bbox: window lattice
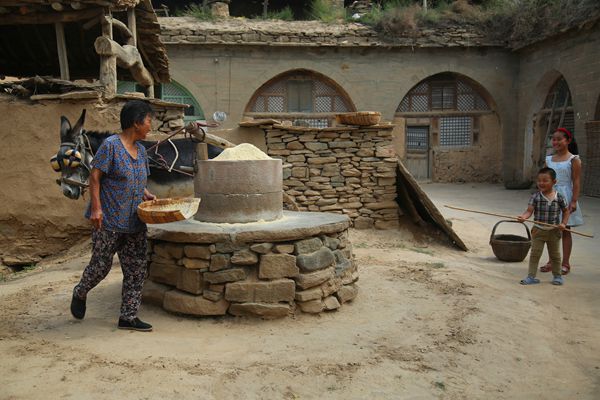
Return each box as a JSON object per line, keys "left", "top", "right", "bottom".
{"left": 397, "top": 77, "right": 490, "bottom": 113}
{"left": 406, "top": 126, "right": 429, "bottom": 151}
{"left": 412, "top": 95, "right": 429, "bottom": 112}
{"left": 440, "top": 116, "right": 472, "bottom": 147}
{"left": 248, "top": 72, "right": 353, "bottom": 126}
{"left": 315, "top": 96, "right": 333, "bottom": 113}
{"left": 267, "top": 97, "right": 285, "bottom": 113}
{"left": 544, "top": 77, "right": 572, "bottom": 108}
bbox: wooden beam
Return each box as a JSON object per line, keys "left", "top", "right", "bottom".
{"left": 94, "top": 36, "right": 154, "bottom": 96}
{"left": 54, "top": 21, "right": 69, "bottom": 80}
{"left": 108, "top": 16, "right": 134, "bottom": 45}
{"left": 99, "top": 14, "right": 116, "bottom": 97}
{"left": 127, "top": 7, "right": 137, "bottom": 47}
{"left": 0, "top": 8, "right": 102, "bottom": 25}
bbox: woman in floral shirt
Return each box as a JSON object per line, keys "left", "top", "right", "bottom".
{"left": 70, "top": 100, "right": 156, "bottom": 332}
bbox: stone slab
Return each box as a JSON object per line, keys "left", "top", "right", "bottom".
{"left": 228, "top": 303, "right": 290, "bottom": 319}
{"left": 148, "top": 212, "right": 350, "bottom": 244}
{"left": 177, "top": 268, "right": 204, "bottom": 295}
{"left": 142, "top": 280, "right": 172, "bottom": 307}
{"left": 336, "top": 284, "right": 359, "bottom": 303}
{"left": 204, "top": 268, "right": 246, "bottom": 283}
{"left": 298, "top": 299, "right": 325, "bottom": 314}
{"left": 163, "top": 290, "right": 229, "bottom": 316}
{"left": 149, "top": 262, "right": 181, "bottom": 286}
{"left": 259, "top": 253, "right": 299, "bottom": 279}
{"left": 294, "top": 267, "right": 335, "bottom": 290}
{"left": 184, "top": 245, "right": 213, "bottom": 260}
{"left": 225, "top": 279, "right": 295, "bottom": 303}
{"left": 296, "top": 247, "right": 336, "bottom": 272}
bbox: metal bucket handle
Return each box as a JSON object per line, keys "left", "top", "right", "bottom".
{"left": 489, "top": 220, "right": 531, "bottom": 244}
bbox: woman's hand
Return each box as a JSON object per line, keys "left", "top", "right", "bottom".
{"left": 90, "top": 207, "right": 103, "bottom": 230}
{"left": 569, "top": 200, "right": 577, "bottom": 212}
{"left": 143, "top": 189, "right": 156, "bottom": 201}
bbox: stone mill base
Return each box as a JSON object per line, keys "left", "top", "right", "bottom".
{"left": 142, "top": 212, "right": 358, "bottom": 318}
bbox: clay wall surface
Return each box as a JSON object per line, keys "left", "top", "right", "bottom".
{"left": 0, "top": 96, "right": 185, "bottom": 263}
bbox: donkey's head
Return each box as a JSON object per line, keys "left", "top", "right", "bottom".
{"left": 51, "top": 109, "right": 93, "bottom": 200}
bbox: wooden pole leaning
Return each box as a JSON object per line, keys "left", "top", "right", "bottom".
{"left": 444, "top": 205, "right": 594, "bottom": 238}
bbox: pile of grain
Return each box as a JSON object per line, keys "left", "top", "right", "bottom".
{"left": 213, "top": 143, "right": 272, "bottom": 161}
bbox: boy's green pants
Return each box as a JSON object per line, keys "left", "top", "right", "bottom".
{"left": 528, "top": 227, "right": 562, "bottom": 277}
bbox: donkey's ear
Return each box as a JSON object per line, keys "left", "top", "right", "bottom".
{"left": 60, "top": 116, "right": 72, "bottom": 143}
{"left": 71, "top": 109, "right": 87, "bottom": 137}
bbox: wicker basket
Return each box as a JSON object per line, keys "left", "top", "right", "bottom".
{"left": 335, "top": 111, "right": 381, "bottom": 126}
{"left": 137, "top": 198, "right": 201, "bottom": 224}
{"left": 489, "top": 220, "right": 531, "bottom": 262}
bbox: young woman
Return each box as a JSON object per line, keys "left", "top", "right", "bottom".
{"left": 541, "top": 127, "right": 583, "bottom": 275}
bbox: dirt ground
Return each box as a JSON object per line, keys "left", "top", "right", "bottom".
{"left": 1, "top": 183, "right": 599, "bottom": 400}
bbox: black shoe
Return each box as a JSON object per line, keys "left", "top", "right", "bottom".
{"left": 117, "top": 317, "right": 153, "bottom": 332}
{"left": 70, "top": 294, "right": 86, "bottom": 320}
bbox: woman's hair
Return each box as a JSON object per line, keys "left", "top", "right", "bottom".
{"left": 555, "top": 127, "right": 579, "bottom": 155}
{"left": 120, "top": 100, "right": 155, "bottom": 131}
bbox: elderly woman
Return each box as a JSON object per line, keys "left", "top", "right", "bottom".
{"left": 70, "top": 100, "right": 156, "bottom": 332}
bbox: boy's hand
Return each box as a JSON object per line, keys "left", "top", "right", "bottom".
{"left": 558, "top": 223, "right": 567, "bottom": 231}
{"left": 517, "top": 215, "right": 526, "bottom": 222}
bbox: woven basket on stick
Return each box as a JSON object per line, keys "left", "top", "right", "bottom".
{"left": 137, "top": 198, "right": 201, "bottom": 224}
{"left": 335, "top": 111, "right": 381, "bottom": 126}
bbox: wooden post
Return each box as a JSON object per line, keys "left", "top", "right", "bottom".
{"left": 54, "top": 22, "right": 70, "bottom": 80}
{"left": 99, "top": 14, "right": 116, "bottom": 97}
{"left": 127, "top": 7, "right": 136, "bottom": 47}
{"left": 263, "top": 0, "right": 268, "bottom": 18}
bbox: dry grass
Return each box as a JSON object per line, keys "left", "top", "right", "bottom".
{"left": 365, "top": 0, "right": 600, "bottom": 45}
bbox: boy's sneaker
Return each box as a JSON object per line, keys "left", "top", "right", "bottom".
{"left": 118, "top": 318, "right": 153, "bottom": 332}
{"left": 552, "top": 275, "right": 564, "bottom": 286}
{"left": 70, "top": 294, "right": 86, "bottom": 320}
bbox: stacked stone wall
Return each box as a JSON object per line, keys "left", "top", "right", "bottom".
{"left": 158, "top": 17, "right": 504, "bottom": 48}
{"left": 263, "top": 124, "right": 401, "bottom": 229}
{"left": 143, "top": 229, "right": 358, "bottom": 318}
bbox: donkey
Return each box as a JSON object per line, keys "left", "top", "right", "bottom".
{"left": 52, "top": 109, "right": 221, "bottom": 200}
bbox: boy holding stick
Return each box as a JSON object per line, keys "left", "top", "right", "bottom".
{"left": 518, "top": 167, "right": 570, "bottom": 286}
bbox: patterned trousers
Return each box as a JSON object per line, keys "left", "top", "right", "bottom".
{"left": 74, "top": 228, "right": 148, "bottom": 321}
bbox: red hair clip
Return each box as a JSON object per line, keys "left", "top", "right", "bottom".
{"left": 557, "top": 127, "right": 572, "bottom": 140}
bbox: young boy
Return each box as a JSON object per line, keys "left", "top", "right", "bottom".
{"left": 518, "top": 167, "right": 570, "bottom": 285}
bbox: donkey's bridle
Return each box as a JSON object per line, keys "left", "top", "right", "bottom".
{"left": 57, "top": 134, "right": 93, "bottom": 190}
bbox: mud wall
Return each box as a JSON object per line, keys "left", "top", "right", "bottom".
{"left": 0, "top": 96, "right": 185, "bottom": 264}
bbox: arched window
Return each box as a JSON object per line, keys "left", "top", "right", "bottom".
{"left": 117, "top": 80, "right": 204, "bottom": 122}
{"left": 397, "top": 75, "right": 490, "bottom": 113}
{"left": 246, "top": 70, "right": 355, "bottom": 128}
{"left": 541, "top": 77, "right": 574, "bottom": 135}
{"left": 396, "top": 73, "right": 492, "bottom": 149}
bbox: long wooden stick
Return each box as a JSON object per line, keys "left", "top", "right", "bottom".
{"left": 444, "top": 205, "right": 594, "bottom": 238}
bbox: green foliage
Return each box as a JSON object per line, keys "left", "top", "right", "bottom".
{"left": 267, "top": 6, "right": 295, "bottom": 21}
{"left": 310, "top": 0, "right": 345, "bottom": 23}
{"left": 183, "top": 3, "right": 214, "bottom": 21}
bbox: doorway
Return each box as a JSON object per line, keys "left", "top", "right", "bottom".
{"left": 405, "top": 125, "right": 430, "bottom": 180}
